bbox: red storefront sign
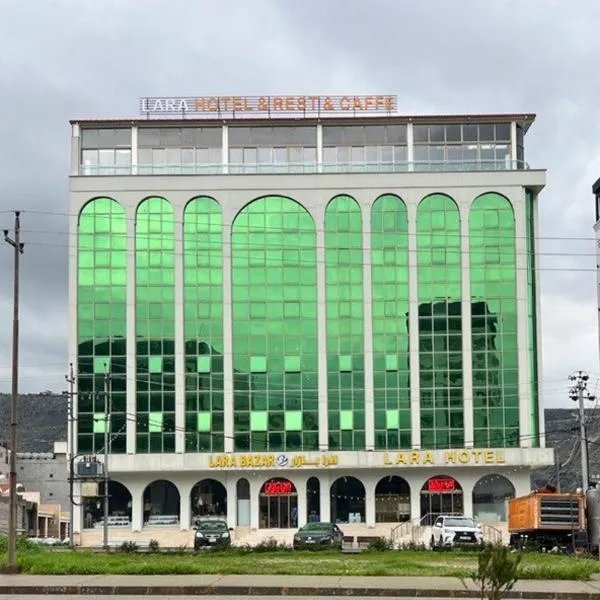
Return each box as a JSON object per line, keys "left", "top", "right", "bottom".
{"left": 427, "top": 478, "right": 456, "bottom": 492}
{"left": 264, "top": 480, "right": 293, "bottom": 495}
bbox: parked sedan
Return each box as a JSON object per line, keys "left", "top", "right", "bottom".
{"left": 293, "top": 522, "right": 344, "bottom": 549}
{"left": 194, "top": 519, "right": 232, "bottom": 550}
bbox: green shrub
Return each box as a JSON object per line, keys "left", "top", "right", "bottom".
{"left": 367, "top": 537, "right": 393, "bottom": 551}
{"left": 148, "top": 539, "right": 159, "bottom": 553}
{"left": 471, "top": 544, "right": 521, "bottom": 600}
{"left": 119, "top": 541, "right": 138, "bottom": 553}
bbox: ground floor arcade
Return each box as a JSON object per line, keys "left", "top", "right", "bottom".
{"left": 74, "top": 465, "right": 533, "bottom": 534}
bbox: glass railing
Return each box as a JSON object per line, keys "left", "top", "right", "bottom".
{"left": 79, "top": 159, "right": 530, "bottom": 176}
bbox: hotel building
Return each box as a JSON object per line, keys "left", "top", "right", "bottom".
{"left": 68, "top": 95, "right": 553, "bottom": 544}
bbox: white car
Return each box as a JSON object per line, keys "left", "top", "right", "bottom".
{"left": 430, "top": 515, "right": 484, "bottom": 549}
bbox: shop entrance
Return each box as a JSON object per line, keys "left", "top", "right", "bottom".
{"left": 259, "top": 478, "right": 297, "bottom": 529}
{"left": 420, "top": 476, "right": 463, "bottom": 524}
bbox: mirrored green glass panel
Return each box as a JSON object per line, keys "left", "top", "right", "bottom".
{"left": 135, "top": 197, "right": 175, "bottom": 453}
{"left": 232, "top": 196, "right": 318, "bottom": 451}
{"left": 470, "top": 193, "right": 519, "bottom": 447}
{"left": 183, "top": 196, "right": 224, "bottom": 452}
{"left": 371, "top": 194, "right": 410, "bottom": 449}
{"left": 470, "top": 193, "right": 519, "bottom": 448}
{"left": 325, "top": 195, "right": 365, "bottom": 450}
{"left": 417, "top": 194, "right": 463, "bottom": 449}
{"left": 525, "top": 189, "right": 539, "bottom": 446}
{"left": 77, "top": 197, "right": 127, "bottom": 454}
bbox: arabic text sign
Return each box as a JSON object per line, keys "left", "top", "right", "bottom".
{"left": 139, "top": 95, "right": 397, "bottom": 117}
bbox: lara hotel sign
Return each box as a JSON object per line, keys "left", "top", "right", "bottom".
{"left": 139, "top": 95, "right": 397, "bottom": 118}
{"left": 208, "top": 449, "right": 508, "bottom": 470}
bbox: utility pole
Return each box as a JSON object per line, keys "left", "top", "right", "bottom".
{"left": 3, "top": 212, "right": 24, "bottom": 572}
{"left": 65, "top": 364, "right": 75, "bottom": 547}
{"left": 103, "top": 369, "right": 110, "bottom": 550}
{"left": 569, "top": 371, "right": 596, "bottom": 491}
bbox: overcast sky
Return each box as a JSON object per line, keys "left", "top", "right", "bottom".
{"left": 0, "top": 0, "right": 598, "bottom": 408}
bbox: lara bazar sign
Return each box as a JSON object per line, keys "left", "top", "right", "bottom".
{"left": 139, "top": 95, "right": 397, "bottom": 117}
{"left": 208, "top": 449, "right": 507, "bottom": 469}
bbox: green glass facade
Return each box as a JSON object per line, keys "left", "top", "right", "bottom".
{"left": 371, "top": 194, "right": 411, "bottom": 449}
{"left": 74, "top": 188, "right": 540, "bottom": 455}
{"left": 231, "top": 196, "right": 319, "bottom": 452}
{"left": 325, "top": 195, "right": 365, "bottom": 450}
{"left": 184, "top": 197, "right": 224, "bottom": 452}
{"left": 135, "top": 197, "right": 176, "bottom": 453}
{"left": 77, "top": 198, "right": 127, "bottom": 454}
{"left": 416, "top": 194, "right": 463, "bottom": 449}
{"left": 525, "top": 189, "right": 540, "bottom": 445}
{"left": 470, "top": 193, "right": 519, "bottom": 447}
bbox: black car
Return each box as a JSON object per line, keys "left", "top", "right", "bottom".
{"left": 194, "top": 519, "right": 232, "bottom": 550}
{"left": 293, "top": 522, "right": 344, "bottom": 549}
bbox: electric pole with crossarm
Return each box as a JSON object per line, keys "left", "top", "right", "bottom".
{"left": 3, "top": 212, "right": 24, "bottom": 572}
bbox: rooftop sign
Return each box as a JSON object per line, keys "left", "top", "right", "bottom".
{"left": 139, "top": 95, "right": 397, "bottom": 118}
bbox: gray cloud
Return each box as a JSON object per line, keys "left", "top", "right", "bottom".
{"left": 0, "top": 0, "right": 597, "bottom": 406}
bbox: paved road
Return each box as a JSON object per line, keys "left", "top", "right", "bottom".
{"left": 0, "top": 597, "right": 463, "bottom": 600}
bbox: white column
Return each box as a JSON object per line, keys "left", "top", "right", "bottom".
{"left": 514, "top": 190, "right": 531, "bottom": 447}
{"left": 223, "top": 219, "right": 234, "bottom": 452}
{"left": 297, "top": 479, "right": 307, "bottom": 528}
{"left": 316, "top": 211, "right": 329, "bottom": 451}
{"left": 71, "top": 123, "right": 80, "bottom": 176}
{"left": 462, "top": 480, "right": 474, "bottom": 518}
{"left": 179, "top": 487, "right": 191, "bottom": 531}
{"left": 510, "top": 121, "right": 517, "bottom": 167}
{"left": 67, "top": 207, "right": 79, "bottom": 458}
{"left": 406, "top": 123, "right": 414, "bottom": 172}
{"left": 226, "top": 477, "right": 237, "bottom": 529}
{"left": 222, "top": 124, "right": 229, "bottom": 174}
{"left": 409, "top": 482, "right": 421, "bottom": 522}
{"left": 250, "top": 478, "right": 261, "bottom": 530}
{"left": 460, "top": 196, "right": 474, "bottom": 448}
{"left": 365, "top": 483, "right": 376, "bottom": 527}
{"left": 132, "top": 488, "right": 143, "bottom": 532}
{"left": 316, "top": 123, "right": 323, "bottom": 173}
{"left": 362, "top": 197, "right": 375, "bottom": 451}
{"left": 533, "top": 192, "right": 544, "bottom": 447}
{"left": 407, "top": 198, "right": 421, "bottom": 449}
{"left": 126, "top": 203, "right": 137, "bottom": 454}
{"left": 131, "top": 126, "right": 138, "bottom": 175}
{"left": 174, "top": 203, "right": 185, "bottom": 454}
{"left": 319, "top": 476, "right": 331, "bottom": 522}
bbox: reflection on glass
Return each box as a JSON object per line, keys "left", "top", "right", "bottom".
{"left": 232, "top": 196, "right": 318, "bottom": 452}
{"left": 371, "top": 195, "right": 410, "bottom": 449}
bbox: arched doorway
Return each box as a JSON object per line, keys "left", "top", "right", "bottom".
{"left": 259, "top": 478, "right": 297, "bottom": 529}
{"left": 142, "top": 480, "right": 180, "bottom": 526}
{"left": 330, "top": 477, "right": 365, "bottom": 524}
{"left": 84, "top": 481, "right": 132, "bottom": 529}
{"left": 191, "top": 479, "right": 227, "bottom": 526}
{"left": 473, "top": 475, "right": 515, "bottom": 522}
{"left": 375, "top": 476, "right": 410, "bottom": 522}
{"left": 307, "top": 477, "right": 320, "bottom": 522}
{"left": 420, "top": 476, "right": 463, "bottom": 524}
{"left": 237, "top": 478, "right": 250, "bottom": 526}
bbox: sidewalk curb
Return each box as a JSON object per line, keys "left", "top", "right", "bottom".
{"left": 0, "top": 585, "right": 600, "bottom": 598}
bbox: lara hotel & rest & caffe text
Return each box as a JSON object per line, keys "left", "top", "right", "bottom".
{"left": 68, "top": 94, "right": 553, "bottom": 544}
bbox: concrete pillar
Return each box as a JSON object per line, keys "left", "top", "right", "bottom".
{"left": 319, "top": 476, "right": 331, "bottom": 522}
{"left": 297, "top": 479, "right": 307, "bottom": 528}
{"left": 250, "top": 478, "right": 261, "bottom": 530}
{"left": 365, "top": 484, "right": 376, "bottom": 527}
{"left": 410, "top": 484, "right": 422, "bottom": 522}
{"left": 226, "top": 477, "right": 237, "bottom": 529}
{"left": 132, "top": 489, "right": 143, "bottom": 532}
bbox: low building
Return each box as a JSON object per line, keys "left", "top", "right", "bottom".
{"left": 17, "top": 441, "right": 69, "bottom": 512}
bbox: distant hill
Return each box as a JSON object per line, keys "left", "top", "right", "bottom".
{"left": 0, "top": 393, "right": 593, "bottom": 492}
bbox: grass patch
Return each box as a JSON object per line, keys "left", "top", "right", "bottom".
{"left": 1, "top": 547, "right": 599, "bottom": 580}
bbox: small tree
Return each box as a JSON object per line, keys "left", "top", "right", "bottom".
{"left": 472, "top": 544, "right": 521, "bottom": 600}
